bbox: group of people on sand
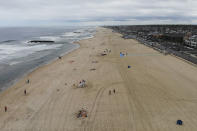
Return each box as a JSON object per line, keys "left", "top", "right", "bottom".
{"left": 120, "top": 52, "right": 128, "bottom": 57}
{"left": 77, "top": 108, "right": 88, "bottom": 118}
{"left": 101, "top": 49, "right": 111, "bottom": 56}
{"left": 104, "top": 49, "right": 111, "bottom": 53}
{"left": 109, "top": 89, "right": 116, "bottom": 95}
{"left": 78, "top": 80, "right": 86, "bottom": 88}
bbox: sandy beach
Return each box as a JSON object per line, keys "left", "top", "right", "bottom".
{"left": 0, "top": 27, "right": 197, "bottom": 131}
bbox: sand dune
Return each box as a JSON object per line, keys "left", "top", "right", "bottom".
{"left": 0, "top": 27, "right": 197, "bottom": 131}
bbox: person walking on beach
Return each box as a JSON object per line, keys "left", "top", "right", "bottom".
{"left": 109, "top": 90, "right": 111, "bottom": 95}
{"left": 24, "top": 89, "right": 27, "bottom": 95}
{"left": 113, "top": 89, "right": 116, "bottom": 94}
{"left": 4, "top": 106, "right": 7, "bottom": 112}
{"left": 27, "top": 79, "right": 30, "bottom": 84}
{"left": 82, "top": 80, "right": 86, "bottom": 87}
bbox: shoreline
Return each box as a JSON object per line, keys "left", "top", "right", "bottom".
{"left": 0, "top": 27, "right": 196, "bottom": 131}
{"left": 0, "top": 32, "right": 96, "bottom": 93}
{"left": 1, "top": 45, "right": 80, "bottom": 92}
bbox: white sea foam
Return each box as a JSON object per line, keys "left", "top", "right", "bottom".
{"left": 9, "top": 61, "right": 21, "bottom": 65}
{"left": 39, "top": 36, "right": 61, "bottom": 41}
{"left": 0, "top": 43, "right": 63, "bottom": 62}
{"left": 62, "top": 32, "right": 80, "bottom": 37}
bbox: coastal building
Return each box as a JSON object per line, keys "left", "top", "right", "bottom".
{"left": 184, "top": 35, "right": 197, "bottom": 48}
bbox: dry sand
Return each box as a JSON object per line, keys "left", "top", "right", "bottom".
{"left": 0, "top": 27, "right": 197, "bottom": 131}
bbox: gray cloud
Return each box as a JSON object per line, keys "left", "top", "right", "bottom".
{"left": 0, "top": 0, "right": 197, "bottom": 26}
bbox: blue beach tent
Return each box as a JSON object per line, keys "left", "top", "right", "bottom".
{"left": 120, "top": 52, "right": 124, "bottom": 58}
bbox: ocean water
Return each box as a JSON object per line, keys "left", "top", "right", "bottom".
{"left": 0, "top": 26, "right": 96, "bottom": 91}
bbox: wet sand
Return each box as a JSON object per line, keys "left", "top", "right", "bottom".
{"left": 0, "top": 27, "right": 197, "bottom": 131}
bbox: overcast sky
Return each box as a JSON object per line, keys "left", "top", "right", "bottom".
{"left": 0, "top": 0, "right": 197, "bottom": 26}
